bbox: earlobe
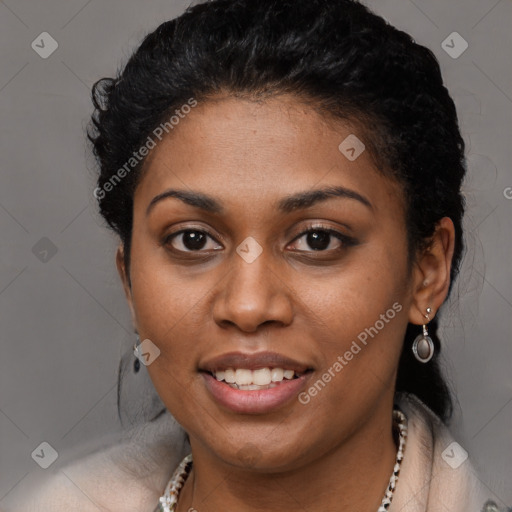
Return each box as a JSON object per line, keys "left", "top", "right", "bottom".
{"left": 408, "top": 217, "right": 456, "bottom": 326}
{"left": 115, "top": 244, "right": 138, "bottom": 332}
{"left": 115, "top": 244, "right": 130, "bottom": 293}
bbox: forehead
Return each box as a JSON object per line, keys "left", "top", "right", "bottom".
{"left": 135, "top": 94, "right": 403, "bottom": 217}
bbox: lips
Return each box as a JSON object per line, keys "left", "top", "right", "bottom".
{"left": 199, "top": 351, "right": 313, "bottom": 414}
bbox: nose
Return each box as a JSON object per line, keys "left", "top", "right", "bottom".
{"left": 212, "top": 249, "right": 294, "bottom": 333}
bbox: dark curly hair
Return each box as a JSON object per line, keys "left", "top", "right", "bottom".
{"left": 89, "top": 0, "right": 466, "bottom": 422}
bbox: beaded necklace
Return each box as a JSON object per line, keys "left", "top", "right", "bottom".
{"left": 156, "top": 409, "right": 407, "bottom": 512}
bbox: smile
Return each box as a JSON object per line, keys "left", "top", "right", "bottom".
{"left": 212, "top": 367, "right": 302, "bottom": 390}
{"left": 199, "top": 351, "right": 313, "bottom": 413}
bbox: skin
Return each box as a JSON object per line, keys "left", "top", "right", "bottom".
{"left": 116, "top": 94, "right": 455, "bottom": 511}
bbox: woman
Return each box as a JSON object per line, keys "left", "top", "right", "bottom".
{"left": 8, "top": 0, "right": 507, "bottom": 511}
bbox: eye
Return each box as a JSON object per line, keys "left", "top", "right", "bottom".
{"left": 163, "top": 229, "right": 223, "bottom": 253}
{"left": 288, "top": 225, "right": 355, "bottom": 252}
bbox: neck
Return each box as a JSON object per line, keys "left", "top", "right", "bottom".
{"left": 176, "top": 402, "right": 397, "bottom": 512}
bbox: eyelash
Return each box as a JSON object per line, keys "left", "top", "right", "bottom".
{"left": 162, "top": 223, "right": 357, "bottom": 256}
{"left": 292, "top": 223, "right": 357, "bottom": 252}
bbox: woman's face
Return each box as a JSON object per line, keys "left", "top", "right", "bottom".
{"left": 121, "top": 94, "right": 420, "bottom": 471}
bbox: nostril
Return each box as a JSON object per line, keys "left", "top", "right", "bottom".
{"left": 133, "top": 357, "right": 141, "bottom": 373}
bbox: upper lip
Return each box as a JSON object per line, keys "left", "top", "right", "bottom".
{"left": 200, "top": 351, "right": 312, "bottom": 373}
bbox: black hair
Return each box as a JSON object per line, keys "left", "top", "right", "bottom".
{"left": 89, "top": 0, "right": 466, "bottom": 422}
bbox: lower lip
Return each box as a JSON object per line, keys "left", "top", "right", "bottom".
{"left": 202, "top": 372, "right": 310, "bottom": 414}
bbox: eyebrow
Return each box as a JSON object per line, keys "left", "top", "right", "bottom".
{"left": 146, "top": 189, "right": 224, "bottom": 216}
{"left": 277, "top": 185, "right": 373, "bottom": 213}
{"left": 146, "top": 185, "right": 372, "bottom": 216}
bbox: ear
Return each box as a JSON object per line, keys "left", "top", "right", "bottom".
{"left": 115, "top": 244, "right": 138, "bottom": 333}
{"left": 408, "top": 217, "right": 456, "bottom": 325}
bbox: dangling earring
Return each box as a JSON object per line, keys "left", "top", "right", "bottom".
{"left": 133, "top": 333, "right": 141, "bottom": 354}
{"left": 412, "top": 307, "right": 434, "bottom": 363}
{"left": 133, "top": 333, "right": 141, "bottom": 373}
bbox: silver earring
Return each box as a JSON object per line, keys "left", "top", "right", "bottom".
{"left": 133, "top": 333, "right": 141, "bottom": 373}
{"left": 412, "top": 307, "right": 434, "bottom": 363}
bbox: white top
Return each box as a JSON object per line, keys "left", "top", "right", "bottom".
{"left": 1, "top": 394, "right": 502, "bottom": 512}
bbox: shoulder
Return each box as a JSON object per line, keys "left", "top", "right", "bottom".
{"left": 2, "top": 412, "right": 189, "bottom": 512}
{"left": 392, "top": 393, "right": 500, "bottom": 512}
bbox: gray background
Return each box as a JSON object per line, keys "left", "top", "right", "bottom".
{"left": 1, "top": 0, "right": 511, "bottom": 507}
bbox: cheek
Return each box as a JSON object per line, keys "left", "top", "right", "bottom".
{"left": 291, "top": 247, "right": 410, "bottom": 392}
{"left": 127, "top": 243, "right": 215, "bottom": 395}
{"left": 129, "top": 240, "right": 215, "bottom": 335}
{"left": 295, "top": 245, "right": 408, "bottom": 334}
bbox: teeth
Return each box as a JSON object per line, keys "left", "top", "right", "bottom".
{"left": 253, "top": 368, "right": 272, "bottom": 386}
{"left": 271, "top": 368, "right": 284, "bottom": 382}
{"left": 238, "top": 384, "right": 278, "bottom": 390}
{"left": 224, "top": 369, "right": 236, "bottom": 383}
{"left": 235, "top": 369, "right": 253, "bottom": 386}
{"left": 283, "top": 370, "right": 295, "bottom": 380}
{"left": 212, "top": 367, "right": 299, "bottom": 386}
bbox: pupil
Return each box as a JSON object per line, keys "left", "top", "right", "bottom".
{"left": 307, "top": 231, "right": 330, "bottom": 250}
{"left": 183, "top": 231, "right": 207, "bottom": 250}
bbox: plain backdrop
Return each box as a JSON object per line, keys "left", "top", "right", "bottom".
{"left": 0, "top": 0, "right": 511, "bottom": 507}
